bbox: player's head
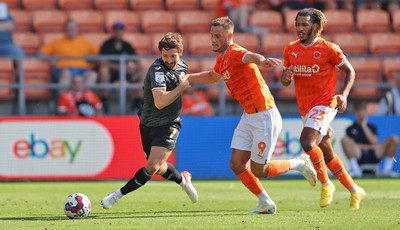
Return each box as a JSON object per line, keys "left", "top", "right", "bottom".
{"left": 353, "top": 101, "right": 368, "bottom": 121}
{"left": 158, "top": 32, "right": 184, "bottom": 70}
{"left": 111, "top": 22, "right": 125, "bottom": 41}
{"left": 295, "top": 8, "right": 327, "bottom": 45}
{"left": 210, "top": 17, "right": 234, "bottom": 53}
{"left": 65, "top": 20, "right": 79, "bottom": 39}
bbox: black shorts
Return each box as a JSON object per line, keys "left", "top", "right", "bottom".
{"left": 139, "top": 121, "right": 181, "bottom": 159}
{"left": 358, "top": 149, "right": 380, "bottom": 164}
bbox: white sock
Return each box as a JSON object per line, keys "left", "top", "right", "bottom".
{"left": 350, "top": 185, "right": 359, "bottom": 193}
{"left": 350, "top": 158, "right": 362, "bottom": 173}
{"left": 289, "top": 157, "right": 303, "bottom": 170}
{"left": 322, "top": 180, "right": 332, "bottom": 187}
{"left": 382, "top": 157, "right": 394, "bottom": 174}
{"left": 114, "top": 189, "right": 123, "bottom": 199}
{"left": 180, "top": 174, "right": 186, "bottom": 186}
{"left": 257, "top": 190, "right": 275, "bottom": 206}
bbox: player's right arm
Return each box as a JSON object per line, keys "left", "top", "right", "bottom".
{"left": 187, "top": 70, "right": 221, "bottom": 84}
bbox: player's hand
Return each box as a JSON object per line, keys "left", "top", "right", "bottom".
{"left": 260, "top": 58, "right": 281, "bottom": 68}
{"left": 178, "top": 72, "right": 191, "bottom": 89}
{"left": 333, "top": 94, "right": 347, "bottom": 113}
{"left": 281, "top": 67, "right": 294, "bottom": 86}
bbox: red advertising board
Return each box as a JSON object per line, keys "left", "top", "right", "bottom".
{"left": 0, "top": 116, "right": 174, "bottom": 181}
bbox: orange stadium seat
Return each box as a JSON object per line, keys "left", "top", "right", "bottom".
{"left": 382, "top": 58, "right": 400, "bottom": 83}
{"left": 249, "top": 10, "right": 283, "bottom": 32}
{"left": 23, "top": 60, "right": 52, "bottom": 101}
{"left": 177, "top": 11, "right": 211, "bottom": 33}
{"left": 94, "top": 0, "right": 128, "bottom": 10}
{"left": 331, "top": 33, "right": 368, "bottom": 55}
{"left": 261, "top": 33, "right": 296, "bottom": 55}
{"left": 392, "top": 10, "right": 400, "bottom": 32}
{"left": 323, "top": 9, "right": 354, "bottom": 33}
{"left": 58, "top": 0, "right": 93, "bottom": 10}
{"left": 22, "top": 0, "right": 57, "bottom": 9}
{"left": 184, "top": 58, "right": 201, "bottom": 74}
{"left": 0, "top": 60, "right": 15, "bottom": 100}
{"left": 165, "top": 0, "right": 199, "bottom": 10}
{"left": 140, "top": 58, "right": 156, "bottom": 71}
{"left": 1, "top": 0, "right": 20, "bottom": 9}
{"left": 68, "top": 10, "right": 104, "bottom": 32}
{"left": 130, "top": 0, "right": 164, "bottom": 10}
{"left": 32, "top": 10, "right": 67, "bottom": 33}
{"left": 368, "top": 32, "right": 400, "bottom": 54}
{"left": 283, "top": 10, "right": 298, "bottom": 33}
{"left": 234, "top": 33, "right": 260, "bottom": 53}
{"left": 9, "top": 10, "right": 31, "bottom": 32}
{"left": 104, "top": 11, "right": 140, "bottom": 32}
{"left": 40, "top": 32, "right": 64, "bottom": 45}
{"left": 187, "top": 32, "right": 214, "bottom": 55}
{"left": 201, "top": 0, "right": 219, "bottom": 11}
{"left": 81, "top": 32, "right": 109, "bottom": 48}
{"left": 356, "top": 9, "right": 390, "bottom": 33}
{"left": 140, "top": 10, "right": 176, "bottom": 33}
{"left": 124, "top": 33, "right": 152, "bottom": 55}
{"left": 348, "top": 58, "right": 382, "bottom": 100}
{"left": 13, "top": 32, "right": 41, "bottom": 55}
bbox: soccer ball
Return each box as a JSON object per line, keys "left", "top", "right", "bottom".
{"left": 64, "top": 193, "right": 92, "bottom": 219}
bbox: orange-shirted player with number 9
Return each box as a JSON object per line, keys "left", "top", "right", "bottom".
{"left": 187, "top": 17, "right": 318, "bottom": 214}
{"left": 281, "top": 8, "right": 366, "bottom": 210}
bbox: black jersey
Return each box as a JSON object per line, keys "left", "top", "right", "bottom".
{"left": 139, "top": 58, "right": 188, "bottom": 127}
{"left": 345, "top": 122, "right": 378, "bottom": 144}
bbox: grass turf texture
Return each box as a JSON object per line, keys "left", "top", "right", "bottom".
{"left": 1, "top": 179, "right": 399, "bottom": 229}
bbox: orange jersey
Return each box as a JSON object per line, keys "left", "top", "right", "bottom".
{"left": 214, "top": 43, "right": 275, "bottom": 114}
{"left": 283, "top": 37, "right": 345, "bottom": 116}
{"left": 58, "top": 90, "right": 102, "bottom": 116}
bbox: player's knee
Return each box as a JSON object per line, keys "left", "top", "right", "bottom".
{"left": 300, "top": 136, "right": 314, "bottom": 152}
{"left": 229, "top": 160, "right": 244, "bottom": 174}
{"left": 390, "top": 135, "right": 399, "bottom": 146}
{"left": 250, "top": 168, "right": 265, "bottom": 178}
{"left": 145, "top": 162, "right": 161, "bottom": 175}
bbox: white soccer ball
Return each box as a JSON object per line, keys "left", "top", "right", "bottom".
{"left": 64, "top": 193, "right": 92, "bottom": 219}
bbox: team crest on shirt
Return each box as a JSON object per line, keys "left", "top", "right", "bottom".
{"left": 155, "top": 72, "right": 165, "bottom": 83}
{"left": 313, "top": 51, "right": 321, "bottom": 59}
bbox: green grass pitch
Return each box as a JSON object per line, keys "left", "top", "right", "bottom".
{"left": 1, "top": 178, "right": 399, "bottom": 229}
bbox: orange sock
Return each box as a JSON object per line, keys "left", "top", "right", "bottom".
{"left": 326, "top": 154, "right": 356, "bottom": 191}
{"left": 266, "top": 160, "right": 290, "bottom": 178}
{"left": 237, "top": 168, "right": 264, "bottom": 196}
{"left": 307, "top": 146, "right": 329, "bottom": 184}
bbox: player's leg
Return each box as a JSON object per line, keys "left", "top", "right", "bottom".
{"left": 376, "top": 135, "right": 399, "bottom": 176}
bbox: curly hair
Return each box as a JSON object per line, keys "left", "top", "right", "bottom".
{"left": 295, "top": 8, "right": 327, "bottom": 36}
{"left": 158, "top": 32, "right": 184, "bottom": 53}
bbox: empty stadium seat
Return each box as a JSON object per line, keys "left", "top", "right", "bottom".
{"left": 392, "top": 10, "right": 400, "bottom": 32}
{"left": 187, "top": 33, "right": 214, "bottom": 55}
{"left": 382, "top": 58, "right": 400, "bottom": 83}
{"left": 356, "top": 9, "right": 390, "bottom": 32}
{"left": 130, "top": 0, "right": 164, "bottom": 10}
{"left": 141, "top": 10, "right": 176, "bottom": 33}
{"left": 22, "top": 0, "right": 57, "bottom": 9}
{"left": 234, "top": 33, "right": 260, "bottom": 53}
{"left": 9, "top": 9, "right": 31, "bottom": 32}
{"left": 68, "top": 10, "right": 104, "bottom": 32}
{"left": 323, "top": 9, "right": 354, "bottom": 33}
{"left": 58, "top": 0, "right": 93, "bottom": 10}
{"left": 2, "top": 0, "right": 20, "bottom": 9}
{"left": 23, "top": 60, "right": 52, "bottom": 101}
{"left": 348, "top": 58, "right": 382, "bottom": 100}
{"left": 283, "top": 10, "right": 298, "bottom": 33}
{"left": 184, "top": 58, "right": 201, "bottom": 74}
{"left": 177, "top": 11, "right": 211, "bottom": 33}
{"left": 81, "top": 32, "right": 109, "bottom": 48}
{"left": 368, "top": 32, "right": 400, "bottom": 54}
{"left": 0, "top": 60, "right": 15, "bottom": 100}
{"left": 94, "top": 0, "right": 128, "bottom": 10}
{"left": 261, "top": 33, "right": 296, "bottom": 55}
{"left": 165, "top": 0, "right": 199, "bottom": 10}
{"left": 249, "top": 10, "right": 283, "bottom": 32}
{"left": 124, "top": 33, "right": 152, "bottom": 55}
{"left": 104, "top": 11, "right": 140, "bottom": 32}
{"left": 201, "top": 0, "right": 219, "bottom": 11}
{"left": 331, "top": 33, "right": 368, "bottom": 55}
{"left": 13, "top": 32, "right": 41, "bottom": 55}
{"left": 32, "top": 10, "right": 67, "bottom": 33}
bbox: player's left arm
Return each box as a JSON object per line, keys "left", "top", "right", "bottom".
{"left": 242, "top": 51, "right": 281, "bottom": 68}
{"left": 187, "top": 70, "right": 221, "bottom": 84}
{"left": 335, "top": 59, "right": 355, "bottom": 113}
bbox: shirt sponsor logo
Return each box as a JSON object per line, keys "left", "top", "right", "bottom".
{"left": 292, "top": 64, "right": 320, "bottom": 77}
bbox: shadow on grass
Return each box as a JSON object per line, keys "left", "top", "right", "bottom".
{"left": 0, "top": 210, "right": 246, "bottom": 221}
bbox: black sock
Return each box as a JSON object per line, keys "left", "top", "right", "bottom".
{"left": 162, "top": 163, "right": 183, "bottom": 184}
{"left": 120, "top": 167, "right": 152, "bottom": 195}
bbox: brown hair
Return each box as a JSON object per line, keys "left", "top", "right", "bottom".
{"left": 158, "top": 32, "right": 184, "bottom": 53}
{"left": 353, "top": 101, "right": 368, "bottom": 111}
{"left": 295, "top": 8, "right": 327, "bottom": 36}
{"left": 211, "top": 17, "right": 234, "bottom": 33}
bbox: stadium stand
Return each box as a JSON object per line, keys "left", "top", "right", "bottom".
{"left": 104, "top": 11, "right": 140, "bottom": 32}
{"left": 356, "top": 9, "right": 390, "bottom": 33}
{"left": 323, "top": 9, "right": 354, "bottom": 33}
{"left": 165, "top": 0, "right": 200, "bottom": 11}
{"left": 13, "top": 32, "right": 41, "bottom": 55}
{"left": 186, "top": 32, "right": 214, "bottom": 55}
{"left": 201, "top": 0, "right": 218, "bottom": 11}
{"left": 283, "top": 10, "right": 298, "bottom": 33}
{"left": 331, "top": 33, "right": 368, "bottom": 55}
{"left": 93, "top": 0, "right": 129, "bottom": 10}
{"left": 124, "top": 32, "right": 152, "bottom": 55}
{"left": 22, "top": 0, "right": 57, "bottom": 10}
{"left": 140, "top": 10, "right": 176, "bottom": 33}
{"left": 58, "top": 0, "right": 93, "bottom": 10}
{"left": 176, "top": 11, "right": 211, "bottom": 33}
{"left": 23, "top": 60, "right": 52, "bottom": 101}
{"left": 382, "top": 58, "right": 400, "bottom": 83}
{"left": 0, "top": 60, "right": 15, "bottom": 100}
{"left": 348, "top": 58, "right": 382, "bottom": 100}
{"left": 32, "top": 10, "right": 67, "bottom": 33}
{"left": 2, "top": 0, "right": 20, "bottom": 9}
{"left": 368, "top": 32, "right": 400, "bottom": 54}
{"left": 67, "top": 10, "right": 104, "bottom": 32}
{"left": 9, "top": 9, "right": 31, "bottom": 32}
{"left": 233, "top": 33, "right": 260, "bottom": 53}
{"left": 184, "top": 57, "right": 201, "bottom": 74}
{"left": 129, "top": 0, "right": 164, "bottom": 10}
{"left": 392, "top": 10, "right": 400, "bottom": 32}
{"left": 81, "top": 32, "right": 109, "bottom": 48}
{"left": 261, "top": 33, "right": 296, "bottom": 55}
{"left": 249, "top": 10, "right": 284, "bottom": 32}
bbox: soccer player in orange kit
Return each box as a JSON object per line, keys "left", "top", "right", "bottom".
{"left": 187, "top": 17, "right": 317, "bottom": 214}
{"left": 281, "top": 8, "right": 366, "bottom": 210}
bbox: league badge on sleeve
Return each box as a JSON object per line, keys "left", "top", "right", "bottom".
{"left": 155, "top": 72, "right": 165, "bottom": 83}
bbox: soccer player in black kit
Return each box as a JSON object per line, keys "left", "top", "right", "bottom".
{"left": 101, "top": 33, "right": 198, "bottom": 209}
